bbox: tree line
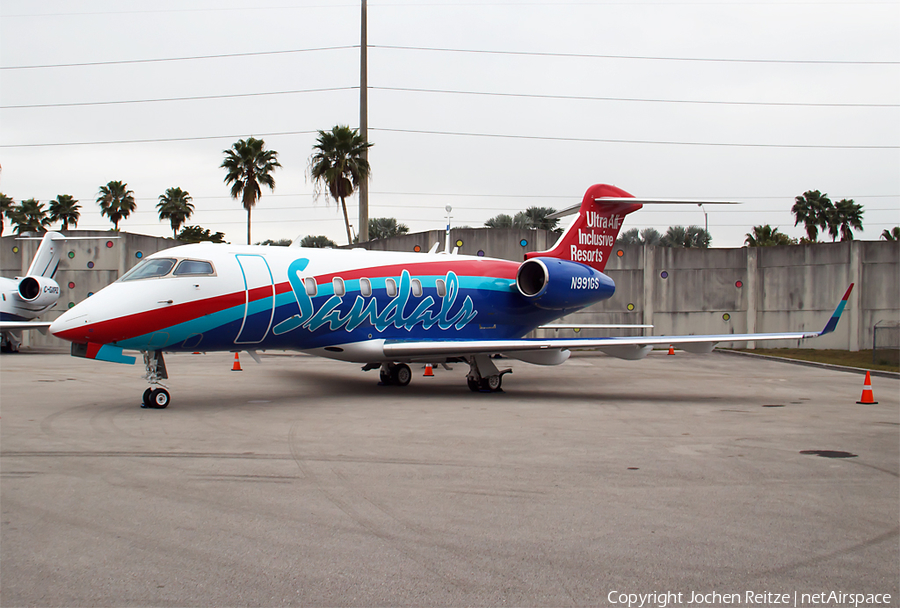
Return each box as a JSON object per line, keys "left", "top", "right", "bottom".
{"left": 2, "top": 133, "right": 896, "bottom": 245}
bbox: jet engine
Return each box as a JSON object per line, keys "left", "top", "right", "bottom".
{"left": 17, "top": 275, "right": 60, "bottom": 308}
{"left": 515, "top": 257, "right": 615, "bottom": 310}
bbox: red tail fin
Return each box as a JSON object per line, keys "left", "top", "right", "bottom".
{"left": 527, "top": 184, "right": 642, "bottom": 272}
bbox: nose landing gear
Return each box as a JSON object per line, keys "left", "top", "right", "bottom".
{"left": 140, "top": 350, "right": 170, "bottom": 408}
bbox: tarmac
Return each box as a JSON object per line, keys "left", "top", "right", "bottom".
{"left": 1, "top": 349, "right": 898, "bottom": 607}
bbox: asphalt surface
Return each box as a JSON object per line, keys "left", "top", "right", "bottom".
{"left": 1, "top": 350, "right": 898, "bottom": 607}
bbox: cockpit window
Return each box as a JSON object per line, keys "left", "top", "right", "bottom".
{"left": 120, "top": 258, "right": 176, "bottom": 281}
{"left": 173, "top": 259, "right": 215, "bottom": 276}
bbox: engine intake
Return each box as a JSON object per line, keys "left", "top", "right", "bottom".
{"left": 516, "top": 257, "right": 615, "bottom": 310}
{"left": 18, "top": 276, "right": 60, "bottom": 308}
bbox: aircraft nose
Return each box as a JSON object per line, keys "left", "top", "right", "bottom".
{"left": 50, "top": 302, "right": 91, "bottom": 342}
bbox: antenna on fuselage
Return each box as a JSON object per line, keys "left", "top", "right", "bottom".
{"left": 444, "top": 205, "right": 453, "bottom": 253}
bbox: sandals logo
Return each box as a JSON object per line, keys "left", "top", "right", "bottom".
{"left": 273, "top": 258, "right": 477, "bottom": 335}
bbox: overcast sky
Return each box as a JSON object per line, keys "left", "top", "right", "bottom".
{"left": 1, "top": 0, "right": 898, "bottom": 248}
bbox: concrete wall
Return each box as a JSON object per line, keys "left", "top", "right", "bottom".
{"left": 1, "top": 231, "right": 182, "bottom": 348}
{"left": 4, "top": 229, "right": 897, "bottom": 351}
{"left": 364, "top": 231, "right": 899, "bottom": 350}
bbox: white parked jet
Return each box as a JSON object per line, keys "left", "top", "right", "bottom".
{"left": 1, "top": 231, "right": 66, "bottom": 352}
{"left": 49, "top": 184, "right": 853, "bottom": 408}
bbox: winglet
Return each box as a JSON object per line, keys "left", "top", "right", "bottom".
{"left": 819, "top": 284, "right": 854, "bottom": 336}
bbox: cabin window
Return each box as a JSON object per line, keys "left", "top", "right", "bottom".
{"left": 411, "top": 279, "right": 422, "bottom": 297}
{"left": 385, "top": 278, "right": 398, "bottom": 297}
{"left": 173, "top": 259, "right": 215, "bottom": 276}
{"left": 121, "top": 258, "right": 176, "bottom": 281}
{"left": 304, "top": 278, "right": 318, "bottom": 296}
{"left": 359, "top": 278, "right": 372, "bottom": 297}
{"left": 332, "top": 277, "right": 345, "bottom": 297}
{"left": 436, "top": 279, "right": 446, "bottom": 298}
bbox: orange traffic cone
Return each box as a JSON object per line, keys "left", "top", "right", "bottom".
{"left": 423, "top": 364, "right": 434, "bottom": 377}
{"left": 232, "top": 352, "right": 243, "bottom": 372}
{"left": 667, "top": 345, "right": 675, "bottom": 356}
{"left": 856, "top": 371, "right": 877, "bottom": 404}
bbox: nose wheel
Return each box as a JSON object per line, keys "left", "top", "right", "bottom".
{"left": 140, "top": 350, "right": 171, "bottom": 409}
{"left": 142, "top": 387, "right": 171, "bottom": 409}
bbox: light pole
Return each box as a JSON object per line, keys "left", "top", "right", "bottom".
{"left": 358, "top": 0, "right": 368, "bottom": 243}
{"left": 444, "top": 205, "right": 453, "bottom": 253}
{"left": 698, "top": 203, "right": 708, "bottom": 233}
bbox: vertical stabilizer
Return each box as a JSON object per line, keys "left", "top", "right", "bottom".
{"left": 26, "top": 232, "right": 66, "bottom": 279}
{"left": 526, "top": 185, "right": 642, "bottom": 273}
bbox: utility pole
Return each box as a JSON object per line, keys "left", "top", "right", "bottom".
{"left": 358, "top": 0, "right": 369, "bottom": 243}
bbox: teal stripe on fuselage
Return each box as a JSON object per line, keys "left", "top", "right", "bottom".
{"left": 115, "top": 274, "right": 516, "bottom": 350}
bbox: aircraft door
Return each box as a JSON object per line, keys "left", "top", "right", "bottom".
{"left": 234, "top": 254, "right": 275, "bottom": 344}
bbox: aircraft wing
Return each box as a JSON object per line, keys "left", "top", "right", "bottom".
{"left": 384, "top": 284, "right": 853, "bottom": 360}
{"left": 0, "top": 321, "right": 53, "bottom": 331}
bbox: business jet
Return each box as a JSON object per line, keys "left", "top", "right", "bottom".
{"left": 49, "top": 184, "right": 852, "bottom": 408}
{"left": 1, "top": 231, "right": 67, "bottom": 352}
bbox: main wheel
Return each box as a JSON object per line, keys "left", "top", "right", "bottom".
{"left": 467, "top": 377, "right": 481, "bottom": 392}
{"left": 482, "top": 375, "right": 502, "bottom": 392}
{"left": 392, "top": 363, "right": 412, "bottom": 387}
{"left": 150, "top": 388, "right": 170, "bottom": 409}
{"left": 142, "top": 387, "right": 153, "bottom": 408}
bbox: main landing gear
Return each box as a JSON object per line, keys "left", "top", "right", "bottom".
{"left": 378, "top": 362, "right": 412, "bottom": 386}
{"left": 366, "top": 355, "right": 510, "bottom": 393}
{"left": 466, "top": 354, "right": 511, "bottom": 393}
{"left": 140, "top": 350, "right": 170, "bottom": 409}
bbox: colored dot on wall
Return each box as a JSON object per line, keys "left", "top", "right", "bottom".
{"left": 520, "top": 239, "right": 528, "bottom": 247}
{"left": 617, "top": 250, "right": 624, "bottom": 257}
{"left": 456, "top": 239, "right": 463, "bottom": 247}
{"left": 106, "top": 241, "right": 114, "bottom": 248}
{"left": 627, "top": 303, "right": 635, "bottom": 311}
{"left": 87, "top": 292, "right": 94, "bottom": 297}
{"left": 68, "top": 282, "right": 76, "bottom": 289}
{"left": 12, "top": 246, "right": 18, "bottom": 254}
{"left": 723, "top": 313, "right": 731, "bottom": 321}
{"left": 573, "top": 328, "right": 581, "bottom": 333}
{"left": 660, "top": 271, "right": 668, "bottom": 279}
{"left": 87, "top": 261, "right": 94, "bottom": 269}
{"left": 735, "top": 280, "right": 743, "bottom": 288}
{"left": 135, "top": 251, "right": 143, "bottom": 259}
{"left": 68, "top": 302, "right": 75, "bottom": 308}
{"left": 68, "top": 251, "right": 75, "bottom": 259}
{"left": 477, "top": 250, "right": 485, "bottom": 257}
{"left": 413, "top": 245, "right": 421, "bottom": 252}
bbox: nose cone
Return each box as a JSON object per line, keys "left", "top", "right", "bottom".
{"left": 50, "top": 302, "right": 91, "bottom": 342}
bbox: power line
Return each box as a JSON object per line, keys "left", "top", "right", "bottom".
{"left": 5, "top": 84, "right": 893, "bottom": 110}
{"left": 0, "top": 87, "right": 358, "bottom": 109}
{"left": 371, "top": 44, "right": 900, "bottom": 65}
{"left": 371, "top": 127, "right": 900, "bottom": 150}
{"left": 0, "top": 46, "right": 359, "bottom": 70}
{"left": 2, "top": 127, "right": 895, "bottom": 150}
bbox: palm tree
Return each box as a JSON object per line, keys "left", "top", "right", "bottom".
{"left": 12, "top": 199, "right": 51, "bottom": 233}
{"left": 639, "top": 227, "right": 661, "bottom": 246}
{"left": 308, "top": 126, "right": 373, "bottom": 244}
{"left": 881, "top": 227, "right": 899, "bottom": 241}
{"left": 367, "top": 217, "right": 409, "bottom": 241}
{"left": 221, "top": 137, "right": 281, "bottom": 244}
{"left": 0, "top": 193, "right": 13, "bottom": 236}
{"left": 745, "top": 225, "right": 796, "bottom": 247}
{"left": 792, "top": 190, "right": 833, "bottom": 242}
{"left": 660, "top": 226, "right": 688, "bottom": 247}
{"left": 300, "top": 235, "right": 338, "bottom": 248}
{"left": 523, "top": 206, "right": 561, "bottom": 233}
{"left": 157, "top": 187, "right": 195, "bottom": 238}
{"left": 48, "top": 194, "right": 81, "bottom": 231}
{"left": 616, "top": 228, "right": 640, "bottom": 245}
{"left": 97, "top": 181, "right": 136, "bottom": 230}
{"left": 177, "top": 225, "right": 226, "bottom": 243}
{"left": 484, "top": 212, "right": 532, "bottom": 229}
{"left": 684, "top": 225, "right": 711, "bottom": 248}
{"left": 827, "top": 198, "right": 864, "bottom": 242}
